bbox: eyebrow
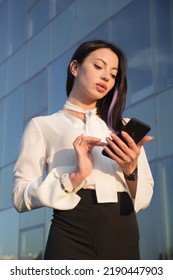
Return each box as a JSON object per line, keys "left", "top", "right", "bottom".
{"left": 95, "top": 58, "right": 118, "bottom": 71}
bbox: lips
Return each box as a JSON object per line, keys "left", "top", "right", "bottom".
{"left": 96, "top": 83, "right": 107, "bottom": 93}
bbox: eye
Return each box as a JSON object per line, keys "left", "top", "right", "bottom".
{"left": 94, "top": 64, "right": 102, "bottom": 69}
{"left": 111, "top": 74, "right": 117, "bottom": 79}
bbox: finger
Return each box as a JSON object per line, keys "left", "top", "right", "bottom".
{"left": 138, "top": 136, "right": 154, "bottom": 148}
{"left": 73, "top": 134, "right": 84, "bottom": 148}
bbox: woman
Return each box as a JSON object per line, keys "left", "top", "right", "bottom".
{"left": 12, "top": 40, "right": 154, "bottom": 260}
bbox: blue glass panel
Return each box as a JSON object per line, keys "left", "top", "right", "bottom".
{"left": 0, "top": 208, "right": 19, "bottom": 259}
{"left": 49, "top": 48, "right": 75, "bottom": 113}
{"left": 110, "top": 0, "right": 133, "bottom": 16}
{"left": 27, "top": 0, "right": 49, "bottom": 38}
{"left": 159, "top": 157, "right": 173, "bottom": 259}
{"left": 0, "top": 1, "right": 8, "bottom": 62}
{"left": 0, "top": 63, "right": 5, "bottom": 98}
{"left": 26, "top": 27, "right": 48, "bottom": 78}
{"left": 50, "top": 0, "right": 74, "bottom": 18}
{"left": 0, "top": 164, "right": 13, "bottom": 209}
{"left": 156, "top": 88, "right": 173, "bottom": 156}
{"left": 137, "top": 162, "right": 163, "bottom": 259}
{"left": 76, "top": 0, "right": 109, "bottom": 40}
{"left": 83, "top": 22, "right": 109, "bottom": 42}
{"left": 19, "top": 227, "right": 44, "bottom": 259}
{"left": 124, "top": 97, "right": 157, "bottom": 161}
{"left": 110, "top": 0, "right": 153, "bottom": 104}
{"left": 3, "top": 86, "right": 24, "bottom": 165}
{"left": 153, "top": 0, "right": 173, "bottom": 90}
{"left": 50, "top": 3, "right": 76, "bottom": 60}
{"left": 6, "top": 46, "right": 25, "bottom": 93}
{"left": 25, "top": 70, "right": 48, "bottom": 120}
{"left": 20, "top": 208, "right": 45, "bottom": 229}
{"left": 0, "top": 101, "right": 4, "bottom": 166}
{"left": 8, "top": 0, "right": 27, "bottom": 54}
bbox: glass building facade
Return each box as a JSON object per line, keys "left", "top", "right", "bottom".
{"left": 0, "top": 0, "right": 173, "bottom": 260}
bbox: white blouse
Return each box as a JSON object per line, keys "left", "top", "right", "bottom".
{"left": 12, "top": 104, "right": 154, "bottom": 213}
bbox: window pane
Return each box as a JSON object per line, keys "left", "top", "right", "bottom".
{"left": 50, "top": 3, "right": 76, "bottom": 60}
{"left": 0, "top": 101, "right": 4, "bottom": 166}
{"left": 83, "top": 21, "right": 109, "bottom": 42}
{"left": 0, "top": 1, "right": 8, "bottom": 62}
{"left": 20, "top": 208, "right": 45, "bottom": 229}
{"left": 124, "top": 97, "right": 157, "bottom": 161}
{"left": 156, "top": 88, "right": 173, "bottom": 156}
{"left": 25, "top": 70, "right": 48, "bottom": 120}
{"left": 137, "top": 162, "right": 163, "bottom": 259}
{"left": 160, "top": 157, "right": 173, "bottom": 259}
{"left": 153, "top": 0, "right": 173, "bottom": 90}
{"left": 110, "top": 0, "right": 153, "bottom": 104}
{"left": 49, "top": 0, "right": 74, "bottom": 18}
{"left": 49, "top": 48, "right": 74, "bottom": 113}
{"left": 0, "top": 208, "right": 19, "bottom": 260}
{"left": 6, "top": 46, "right": 25, "bottom": 93}
{"left": 0, "top": 164, "right": 13, "bottom": 209}
{"left": 26, "top": 27, "right": 48, "bottom": 78}
{"left": 3, "top": 86, "right": 24, "bottom": 165}
{"left": 27, "top": 0, "right": 49, "bottom": 38}
{"left": 19, "top": 227, "right": 44, "bottom": 260}
{"left": 0, "top": 63, "right": 5, "bottom": 98}
{"left": 8, "top": 0, "right": 26, "bottom": 55}
{"left": 76, "top": 0, "right": 109, "bottom": 40}
{"left": 110, "top": 0, "right": 133, "bottom": 16}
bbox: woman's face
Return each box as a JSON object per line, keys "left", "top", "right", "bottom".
{"left": 70, "top": 48, "right": 119, "bottom": 104}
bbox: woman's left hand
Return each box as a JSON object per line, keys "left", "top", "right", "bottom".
{"left": 104, "top": 131, "right": 153, "bottom": 175}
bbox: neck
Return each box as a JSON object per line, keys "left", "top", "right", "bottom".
{"left": 68, "top": 95, "right": 97, "bottom": 111}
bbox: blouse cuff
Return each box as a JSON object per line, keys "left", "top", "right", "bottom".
{"left": 60, "top": 173, "right": 74, "bottom": 193}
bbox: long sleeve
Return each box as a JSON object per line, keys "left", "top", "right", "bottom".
{"left": 133, "top": 147, "right": 154, "bottom": 212}
{"left": 115, "top": 146, "right": 154, "bottom": 212}
{"left": 12, "top": 119, "right": 81, "bottom": 213}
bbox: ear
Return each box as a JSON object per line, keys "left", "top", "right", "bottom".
{"left": 70, "top": 60, "right": 79, "bottom": 77}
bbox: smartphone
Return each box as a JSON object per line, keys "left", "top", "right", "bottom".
{"left": 102, "top": 118, "right": 151, "bottom": 158}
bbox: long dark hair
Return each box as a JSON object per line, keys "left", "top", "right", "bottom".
{"left": 66, "top": 40, "right": 127, "bottom": 132}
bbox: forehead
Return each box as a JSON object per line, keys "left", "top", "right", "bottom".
{"left": 85, "top": 48, "right": 119, "bottom": 67}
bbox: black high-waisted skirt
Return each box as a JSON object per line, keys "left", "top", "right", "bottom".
{"left": 44, "top": 190, "right": 140, "bottom": 260}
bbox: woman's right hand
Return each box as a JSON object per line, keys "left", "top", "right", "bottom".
{"left": 69, "top": 134, "right": 104, "bottom": 188}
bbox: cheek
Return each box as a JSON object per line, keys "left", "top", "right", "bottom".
{"left": 109, "top": 80, "right": 116, "bottom": 91}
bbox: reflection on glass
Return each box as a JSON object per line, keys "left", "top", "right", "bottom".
{"left": 110, "top": 0, "right": 153, "bottom": 104}
{"left": 160, "top": 157, "right": 173, "bottom": 259}
{"left": 156, "top": 88, "right": 173, "bottom": 156}
{"left": 27, "top": 0, "right": 49, "bottom": 39}
{"left": 8, "top": 0, "right": 26, "bottom": 55}
{"left": 50, "top": 3, "right": 76, "bottom": 60}
{"left": 83, "top": 22, "right": 109, "bottom": 42}
{"left": 25, "top": 70, "right": 48, "bottom": 121}
{"left": 77, "top": 0, "right": 109, "bottom": 40}
{"left": 49, "top": 48, "right": 74, "bottom": 113}
{"left": 0, "top": 1, "right": 8, "bottom": 62}
{"left": 20, "top": 208, "right": 45, "bottom": 229}
{"left": 0, "top": 208, "right": 19, "bottom": 259}
{"left": 3, "top": 86, "right": 24, "bottom": 165}
{"left": 153, "top": 0, "right": 173, "bottom": 90}
{"left": 0, "top": 101, "right": 4, "bottom": 166}
{"left": 6, "top": 46, "right": 25, "bottom": 93}
{"left": 19, "top": 227, "right": 44, "bottom": 260}
{"left": 0, "top": 164, "right": 13, "bottom": 209}
{"left": 137, "top": 162, "right": 164, "bottom": 259}
{"left": 26, "top": 27, "right": 48, "bottom": 78}
{"left": 49, "top": 0, "right": 74, "bottom": 18}
{"left": 0, "top": 63, "right": 5, "bottom": 98}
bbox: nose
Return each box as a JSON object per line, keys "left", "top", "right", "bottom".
{"left": 101, "top": 71, "right": 109, "bottom": 82}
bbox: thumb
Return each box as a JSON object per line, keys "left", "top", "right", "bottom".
{"left": 138, "top": 135, "right": 154, "bottom": 148}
